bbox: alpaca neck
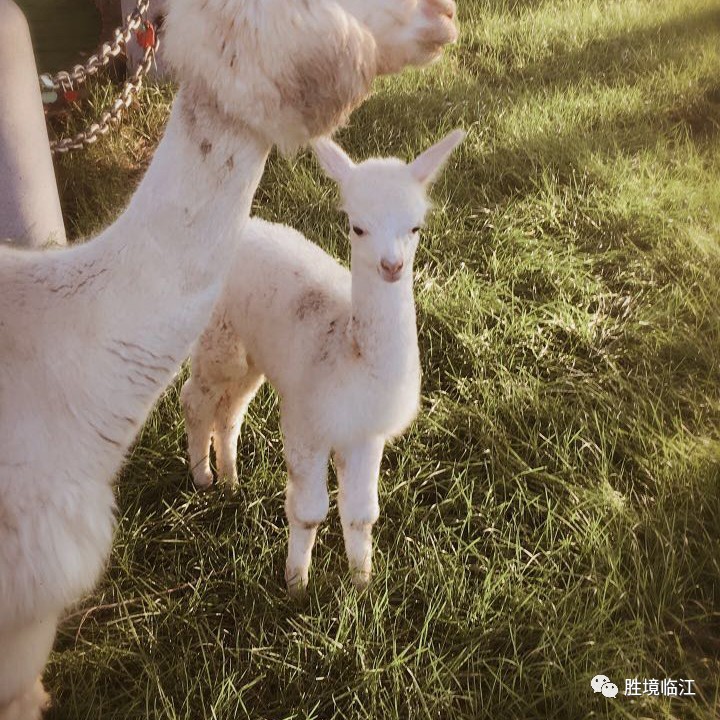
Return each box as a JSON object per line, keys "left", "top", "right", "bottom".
{"left": 115, "top": 88, "right": 269, "bottom": 295}
{"left": 132, "top": 87, "right": 268, "bottom": 223}
{"left": 348, "top": 257, "right": 418, "bottom": 372}
{"left": 51, "top": 85, "right": 271, "bottom": 477}
{"left": 92, "top": 86, "right": 271, "bottom": 354}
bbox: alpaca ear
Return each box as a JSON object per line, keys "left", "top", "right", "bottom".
{"left": 312, "top": 137, "right": 356, "bottom": 183}
{"left": 409, "top": 129, "right": 466, "bottom": 186}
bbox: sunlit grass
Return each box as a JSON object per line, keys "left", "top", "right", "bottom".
{"left": 47, "top": 1, "right": 720, "bottom": 717}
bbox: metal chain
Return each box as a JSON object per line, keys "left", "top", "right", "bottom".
{"left": 50, "top": 42, "right": 156, "bottom": 155}
{"left": 39, "top": 0, "right": 151, "bottom": 92}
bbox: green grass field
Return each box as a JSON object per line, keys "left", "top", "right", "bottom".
{"left": 46, "top": 1, "right": 720, "bottom": 717}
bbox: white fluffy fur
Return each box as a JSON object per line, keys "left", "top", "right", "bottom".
{"left": 182, "top": 130, "right": 465, "bottom": 593}
{"left": 336, "top": 0, "right": 458, "bottom": 73}
{"left": 0, "top": 0, "right": 458, "bottom": 715}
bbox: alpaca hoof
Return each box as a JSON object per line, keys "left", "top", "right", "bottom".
{"left": 287, "top": 583, "right": 308, "bottom": 602}
{"left": 0, "top": 679, "right": 50, "bottom": 720}
{"left": 351, "top": 570, "right": 372, "bottom": 591}
{"left": 192, "top": 469, "right": 214, "bottom": 491}
{"left": 285, "top": 567, "right": 309, "bottom": 599}
{"left": 222, "top": 477, "right": 239, "bottom": 499}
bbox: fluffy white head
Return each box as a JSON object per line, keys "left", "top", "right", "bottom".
{"left": 313, "top": 129, "right": 465, "bottom": 283}
{"left": 162, "top": 0, "right": 377, "bottom": 152}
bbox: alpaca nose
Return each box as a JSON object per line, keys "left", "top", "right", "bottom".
{"left": 380, "top": 258, "right": 404, "bottom": 275}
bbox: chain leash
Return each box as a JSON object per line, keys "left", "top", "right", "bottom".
{"left": 39, "top": 0, "right": 151, "bottom": 92}
{"left": 49, "top": 43, "right": 156, "bottom": 155}
{"left": 42, "top": 0, "right": 158, "bottom": 155}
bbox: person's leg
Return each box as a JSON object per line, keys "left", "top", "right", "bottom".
{"left": 0, "top": 0, "right": 66, "bottom": 247}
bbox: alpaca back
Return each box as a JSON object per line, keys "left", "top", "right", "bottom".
{"left": 210, "top": 218, "right": 351, "bottom": 396}
{"left": 195, "top": 217, "right": 420, "bottom": 442}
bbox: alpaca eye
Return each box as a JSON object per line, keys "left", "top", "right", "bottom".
{"left": 352, "top": 226, "right": 366, "bottom": 237}
{"left": 411, "top": 226, "right": 421, "bottom": 234}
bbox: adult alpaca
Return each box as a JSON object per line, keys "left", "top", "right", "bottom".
{"left": 0, "top": 1, "right": 458, "bottom": 717}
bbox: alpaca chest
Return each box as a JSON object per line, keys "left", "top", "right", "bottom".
{"left": 0, "top": 474, "right": 115, "bottom": 624}
{"left": 322, "top": 361, "right": 421, "bottom": 442}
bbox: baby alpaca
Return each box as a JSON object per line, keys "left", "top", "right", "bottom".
{"left": 182, "top": 130, "right": 465, "bottom": 593}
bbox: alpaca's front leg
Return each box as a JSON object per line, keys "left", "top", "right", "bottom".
{"left": 0, "top": 679, "right": 49, "bottom": 720}
{"left": 335, "top": 437, "right": 384, "bottom": 590}
{"left": 338, "top": 0, "right": 458, "bottom": 74}
{"left": 282, "top": 430, "right": 331, "bottom": 597}
{"left": 0, "top": 616, "right": 57, "bottom": 720}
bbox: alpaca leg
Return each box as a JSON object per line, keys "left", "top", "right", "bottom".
{"left": 335, "top": 437, "right": 385, "bottom": 590}
{"left": 282, "top": 428, "right": 330, "bottom": 597}
{"left": 214, "top": 369, "right": 264, "bottom": 496}
{"left": 180, "top": 377, "right": 217, "bottom": 490}
{"left": 0, "top": 680, "right": 49, "bottom": 720}
{"left": 0, "top": 616, "right": 57, "bottom": 720}
{"left": 338, "top": 0, "right": 458, "bottom": 73}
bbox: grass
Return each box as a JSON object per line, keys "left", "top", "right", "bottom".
{"left": 45, "top": 1, "right": 720, "bottom": 717}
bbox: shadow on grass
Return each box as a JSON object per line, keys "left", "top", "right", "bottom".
{"left": 353, "top": 70, "right": 720, "bottom": 208}
{"left": 462, "top": 4, "right": 720, "bottom": 89}
{"left": 345, "top": 2, "right": 720, "bottom": 205}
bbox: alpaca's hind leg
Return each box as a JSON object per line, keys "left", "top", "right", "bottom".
{"left": 335, "top": 437, "right": 385, "bottom": 590}
{"left": 282, "top": 423, "right": 330, "bottom": 596}
{"left": 0, "top": 616, "right": 57, "bottom": 720}
{"left": 214, "top": 366, "right": 264, "bottom": 496}
{"left": 181, "top": 377, "right": 217, "bottom": 490}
